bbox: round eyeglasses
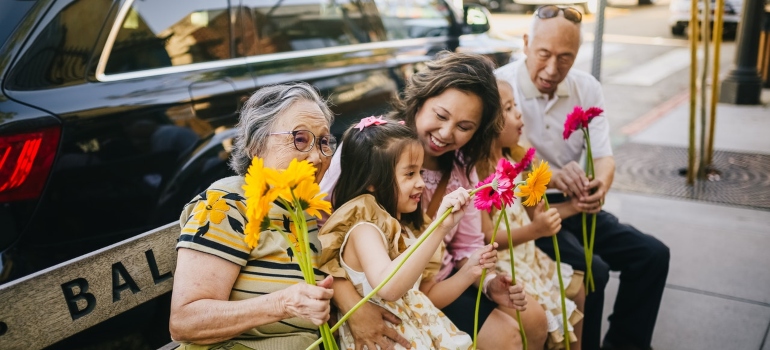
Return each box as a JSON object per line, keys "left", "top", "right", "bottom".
{"left": 269, "top": 130, "right": 337, "bottom": 157}
{"left": 534, "top": 5, "right": 583, "bottom": 23}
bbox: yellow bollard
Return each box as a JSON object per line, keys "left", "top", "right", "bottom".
{"left": 707, "top": 0, "right": 726, "bottom": 167}
{"left": 687, "top": 0, "right": 699, "bottom": 185}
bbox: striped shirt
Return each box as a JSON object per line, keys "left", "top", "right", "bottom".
{"left": 177, "top": 175, "right": 325, "bottom": 342}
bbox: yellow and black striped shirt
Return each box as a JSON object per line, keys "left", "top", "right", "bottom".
{"left": 177, "top": 175, "right": 325, "bottom": 343}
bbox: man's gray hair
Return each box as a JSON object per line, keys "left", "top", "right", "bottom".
{"left": 229, "top": 82, "right": 334, "bottom": 176}
{"left": 528, "top": 10, "right": 584, "bottom": 46}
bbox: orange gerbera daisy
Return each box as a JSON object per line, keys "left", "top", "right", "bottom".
{"left": 516, "top": 160, "right": 552, "bottom": 207}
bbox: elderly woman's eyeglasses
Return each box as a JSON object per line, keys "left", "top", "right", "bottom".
{"left": 535, "top": 5, "right": 582, "bottom": 23}
{"left": 269, "top": 130, "right": 337, "bottom": 157}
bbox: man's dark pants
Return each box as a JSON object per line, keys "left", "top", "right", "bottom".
{"left": 535, "top": 209, "right": 670, "bottom": 350}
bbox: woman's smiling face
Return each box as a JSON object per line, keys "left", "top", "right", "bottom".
{"left": 413, "top": 88, "right": 483, "bottom": 161}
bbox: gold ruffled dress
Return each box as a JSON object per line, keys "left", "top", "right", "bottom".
{"left": 319, "top": 194, "right": 472, "bottom": 350}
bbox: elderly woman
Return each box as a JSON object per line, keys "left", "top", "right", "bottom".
{"left": 170, "top": 83, "right": 337, "bottom": 349}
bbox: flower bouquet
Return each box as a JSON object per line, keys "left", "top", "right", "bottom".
{"left": 563, "top": 106, "right": 604, "bottom": 293}
{"left": 242, "top": 158, "right": 337, "bottom": 350}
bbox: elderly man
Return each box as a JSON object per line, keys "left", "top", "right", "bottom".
{"left": 496, "top": 6, "right": 669, "bottom": 350}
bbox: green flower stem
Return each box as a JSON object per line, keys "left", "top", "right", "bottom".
{"left": 307, "top": 205, "right": 458, "bottom": 350}
{"left": 472, "top": 211, "right": 505, "bottom": 350}
{"left": 281, "top": 193, "right": 337, "bottom": 350}
{"left": 307, "top": 185, "right": 494, "bottom": 350}
{"left": 503, "top": 210, "right": 528, "bottom": 350}
{"left": 582, "top": 129, "right": 596, "bottom": 293}
{"left": 544, "top": 196, "right": 570, "bottom": 350}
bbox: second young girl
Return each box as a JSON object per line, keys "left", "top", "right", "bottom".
{"left": 478, "top": 80, "right": 586, "bottom": 350}
{"left": 318, "top": 116, "right": 526, "bottom": 349}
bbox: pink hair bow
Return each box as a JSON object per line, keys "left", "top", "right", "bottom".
{"left": 355, "top": 116, "right": 388, "bottom": 131}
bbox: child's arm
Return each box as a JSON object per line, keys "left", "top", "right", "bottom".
{"left": 419, "top": 243, "right": 498, "bottom": 308}
{"left": 345, "top": 189, "right": 470, "bottom": 302}
{"left": 482, "top": 201, "right": 561, "bottom": 248}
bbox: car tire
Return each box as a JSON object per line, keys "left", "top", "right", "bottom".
{"left": 671, "top": 24, "right": 686, "bottom": 36}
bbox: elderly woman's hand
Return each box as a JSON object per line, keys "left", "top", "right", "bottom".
{"left": 347, "top": 301, "right": 410, "bottom": 350}
{"left": 280, "top": 275, "right": 335, "bottom": 325}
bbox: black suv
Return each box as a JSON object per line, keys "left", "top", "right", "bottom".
{"left": 0, "top": 0, "right": 512, "bottom": 281}
{"left": 1, "top": 0, "right": 511, "bottom": 347}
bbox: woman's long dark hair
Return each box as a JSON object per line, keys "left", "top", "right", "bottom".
{"left": 390, "top": 51, "right": 503, "bottom": 178}
{"left": 332, "top": 117, "right": 425, "bottom": 228}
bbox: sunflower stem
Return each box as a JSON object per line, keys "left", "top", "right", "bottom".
{"left": 544, "top": 196, "right": 570, "bottom": 350}
{"left": 503, "top": 209, "right": 527, "bottom": 350}
{"left": 472, "top": 210, "right": 505, "bottom": 350}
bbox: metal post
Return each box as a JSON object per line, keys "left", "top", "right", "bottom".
{"left": 719, "top": 0, "right": 765, "bottom": 104}
{"left": 591, "top": 0, "right": 607, "bottom": 81}
{"left": 698, "top": 0, "right": 710, "bottom": 179}
{"left": 687, "top": 0, "right": 699, "bottom": 185}
{"left": 707, "top": 0, "right": 726, "bottom": 166}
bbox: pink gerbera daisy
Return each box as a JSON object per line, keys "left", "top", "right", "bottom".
{"left": 474, "top": 173, "right": 503, "bottom": 212}
{"left": 513, "top": 147, "right": 536, "bottom": 173}
{"left": 563, "top": 106, "right": 587, "bottom": 139}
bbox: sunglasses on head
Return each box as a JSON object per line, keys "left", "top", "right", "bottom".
{"left": 534, "top": 5, "right": 583, "bottom": 23}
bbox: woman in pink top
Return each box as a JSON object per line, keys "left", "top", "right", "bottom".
{"left": 321, "top": 51, "right": 549, "bottom": 349}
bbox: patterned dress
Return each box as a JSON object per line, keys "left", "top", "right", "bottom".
{"left": 318, "top": 194, "right": 472, "bottom": 350}
{"left": 493, "top": 172, "right": 584, "bottom": 349}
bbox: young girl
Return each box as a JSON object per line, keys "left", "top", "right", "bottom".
{"left": 319, "top": 117, "right": 525, "bottom": 349}
{"left": 321, "top": 52, "right": 543, "bottom": 349}
{"left": 477, "top": 80, "right": 586, "bottom": 350}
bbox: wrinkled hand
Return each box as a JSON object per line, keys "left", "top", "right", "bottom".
{"left": 346, "top": 301, "right": 410, "bottom": 350}
{"left": 436, "top": 187, "right": 471, "bottom": 230}
{"left": 460, "top": 243, "right": 499, "bottom": 281}
{"left": 577, "top": 178, "right": 605, "bottom": 214}
{"left": 280, "top": 275, "right": 334, "bottom": 325}
{"left": 531, "top": 201, "right": 561, "bottom": 238}
{"left": 486, "top": 274, "right": 527, "bottom": 311}
{"left": 550, "top": 161, "right": 589, "bottom": 199}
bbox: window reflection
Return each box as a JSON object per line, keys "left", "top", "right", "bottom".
{"left": 105, "top": 0, "right": 231, "bottom": 74}
{"left": 374, "top": 0, "right": 452, "bottom": 39}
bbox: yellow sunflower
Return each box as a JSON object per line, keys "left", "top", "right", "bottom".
{"left": 516, "top": 160, "right": 552, "bottom": 207}
{"left": 193, "top": 191, "right": 230, "bottom": 224}
{"left": 243, "top": 157, "right": 278, "bottom": 248}
{"left": 281, "top": 159, "right": 316, "bottom": 189}
{"left": 293, "top": 178, "right": 332, "bottom": 219}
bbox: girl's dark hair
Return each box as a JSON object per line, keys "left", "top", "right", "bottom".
{"left": 332, "top": 116, "right": 424, "bottom": 229}
{"left": 390, "top": 51, "right": 503, "bottom": 178}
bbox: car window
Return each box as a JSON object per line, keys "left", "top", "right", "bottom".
{"left": 104, "top": 0, "right": 231, "bottom": 75}
{"left": 374, "top": 0, "right": 452, "bottom": 40}
{"left": 7, "top": 0, "right": 112, "bottom": 90}
{"left": 0, "top": 0, "right": 36, "bottom": 50}
{"left": 236, "top": 0, "right": 387, "bottom": 56}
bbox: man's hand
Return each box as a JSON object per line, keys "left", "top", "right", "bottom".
{"left": 549, "top": 161, "right": 589, "bottom": 198}
{"left": 577, "top": 178, "right": 605, "bottom": 214}
{"left": 346, "top": 301, "right": 410, "bottom": 350}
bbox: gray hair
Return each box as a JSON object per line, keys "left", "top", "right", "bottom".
{"left": 229, "top": 82, "right": 334, "bottom": 175}
{"left": 528, "top": 11, "right": 584, "bottom": 46}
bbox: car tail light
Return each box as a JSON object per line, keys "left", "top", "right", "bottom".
{"left": 0, "top": 126, "right": 60, "bottom": 202}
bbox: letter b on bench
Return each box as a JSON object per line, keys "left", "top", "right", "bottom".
{"left": 61, "top": 278, "right": 97, "bottom": 320}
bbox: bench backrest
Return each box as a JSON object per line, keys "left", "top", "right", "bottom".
{"left": 0, "top": 223, "right": 179, "bottom": 349}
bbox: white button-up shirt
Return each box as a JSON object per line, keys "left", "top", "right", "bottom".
{"left": 495, "top": 59, "right": 612, "bottom": 170}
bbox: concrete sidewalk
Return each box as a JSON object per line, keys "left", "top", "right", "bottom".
{"left": 599, "top": 89, "right": 770, "bottom": 350}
